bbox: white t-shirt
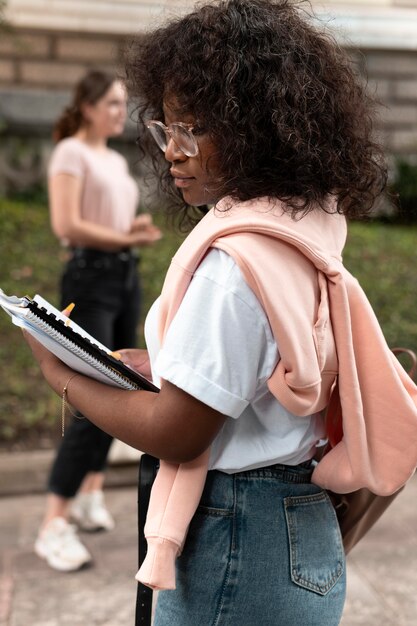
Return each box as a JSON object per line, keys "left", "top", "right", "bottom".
{"left": 145, "top": 248, "right": 325, "bottom": 473}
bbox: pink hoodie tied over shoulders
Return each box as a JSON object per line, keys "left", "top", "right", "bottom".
{"left": 136, "top": 196, "right": 417, "bottom": 590}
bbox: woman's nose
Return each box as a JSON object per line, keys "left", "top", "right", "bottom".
{"left": 164, "top": 136, "right": 187, "bottom": 162}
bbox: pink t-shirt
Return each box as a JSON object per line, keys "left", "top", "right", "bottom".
{"left": 48, "top": 137, "right": 139, "bottom": 235}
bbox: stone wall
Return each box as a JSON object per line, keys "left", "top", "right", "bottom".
{"left": 365, "top": 50, "right": 417, "bottom": 157}
{"left": 0, "top": 29, "right": 125, "bottom": 89}
{"left": 1, "top": 1, "right": 417, "bottom": 196}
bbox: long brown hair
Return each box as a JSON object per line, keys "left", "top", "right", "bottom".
{"left": 53, "top": 70, "right": 116, "bottom": 142}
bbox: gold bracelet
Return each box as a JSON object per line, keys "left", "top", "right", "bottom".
{"left": 61, "top": 373, "right": 79, "bottom": 436}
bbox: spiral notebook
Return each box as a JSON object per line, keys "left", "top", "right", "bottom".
{"left": 0, "top": 288, "right": 159, "bottom": 393}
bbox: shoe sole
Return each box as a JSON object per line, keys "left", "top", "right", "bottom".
{"left": 34, "top": 541, "right": 92, "bottom": 572}
{"left": 70, "top": 513, "right": 115, "bottom": 533}
{"left": 70, "top": 517, "right": 115, "bottom": 533}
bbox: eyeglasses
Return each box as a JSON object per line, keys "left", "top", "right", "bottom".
{"left": 146, "top": 120, "right": 199, "bottom": 157}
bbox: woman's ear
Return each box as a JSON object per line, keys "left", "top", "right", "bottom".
{"left": 80, "top": 102, "right": 92, "bottom": 125}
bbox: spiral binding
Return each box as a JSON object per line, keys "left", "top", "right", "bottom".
{"left": 26, "top": 311, "right": 139, "bottom": 391}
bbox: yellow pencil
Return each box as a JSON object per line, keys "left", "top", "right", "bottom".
{"left": 62, "top": 302, "right": 75, "bottom": 317}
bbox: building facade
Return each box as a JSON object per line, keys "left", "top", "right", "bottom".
{"left": 1, "top": 0, "right": 417, "bottom": 195}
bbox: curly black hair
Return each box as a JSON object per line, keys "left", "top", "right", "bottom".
{"left": 125, "top": 0, "right": 387, "bottom": 225}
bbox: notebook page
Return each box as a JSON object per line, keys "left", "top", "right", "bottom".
{"left": 0, "top": 288, "right": 158, "bottom": 392}
{"left": 11, "top": 314, "right": 137, "bottom": 389}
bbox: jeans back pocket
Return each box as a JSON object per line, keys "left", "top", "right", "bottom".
{"left": 284, "top": 491, "right": 344, "bottom": 596}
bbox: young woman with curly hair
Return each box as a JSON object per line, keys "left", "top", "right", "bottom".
{"left": 127, "top": 0, "right": 386, "bottom": 224}
{"left": 23, "top": 1, "right": 417, "bottom": 625}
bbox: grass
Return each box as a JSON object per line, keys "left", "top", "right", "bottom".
{"left": 343, "top": 221, "right": 417, "bottom": 354}
{"left": 0, "top": 196, "right": 416, "bottom": 448}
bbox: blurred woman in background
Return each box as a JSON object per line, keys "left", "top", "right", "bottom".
{"left": 34, "top": 70, "right": 161, "bottom": 572}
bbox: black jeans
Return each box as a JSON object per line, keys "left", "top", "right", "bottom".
{"left": 48, "top": 248, "right": 141, "bottom": 498}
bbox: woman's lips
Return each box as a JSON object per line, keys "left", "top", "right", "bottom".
{"left": 171, "top": 172, "right": 195, "bottom": 188}
{"left": 174, "top": 177, "right": 194, "bottom": 188}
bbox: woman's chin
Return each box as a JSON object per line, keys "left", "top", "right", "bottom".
{"left": 180, "top": 189, "right": 215, "bottom": 208}
{"left": 180, "top": 189, "right": 199, "bottom": 206}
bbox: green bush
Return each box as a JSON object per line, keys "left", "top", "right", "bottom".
{"left": 343, "top": 221, "right": 417, "bottom": 354}
{"left": 0, "top": 196, "right": 416, "bottom": 449}
{"left": 387, "top": 159, "right": 417, "bottom": 223}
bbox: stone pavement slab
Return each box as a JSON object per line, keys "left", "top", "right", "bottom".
{"left": 0, "top": 488, "right": 138, "bottom": 626}
{"left": 1, "top": 478, "right": 417, "bottom": 625}
{"left": 341, "top": 475, "right": 417, "bottom": 626}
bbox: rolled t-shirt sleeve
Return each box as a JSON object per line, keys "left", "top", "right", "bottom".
{"left": 153, "top": 249, "right": 278, "bottom": 418}
{"left": 48, "top": 138, "right": 85, "bottom": 179}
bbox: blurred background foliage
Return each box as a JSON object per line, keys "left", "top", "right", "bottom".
{"left": 0, "top": 189, "right": 416, "bottom": 450}
{"left": 389, "top": 159, "right": 417, "bottom": 224}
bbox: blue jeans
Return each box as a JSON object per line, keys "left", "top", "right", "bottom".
{"left": 154, "top": 463, "right": 346, "bottom": 626}
{"left": 48, "top": 249, "right": 141, "bottom": 498}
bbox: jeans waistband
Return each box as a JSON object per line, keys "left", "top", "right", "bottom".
{"left": 219, "top": 460, "right": 314, "bottom": 484}
{"left": 70, "top": 247, "right": 137, "bottom": 263}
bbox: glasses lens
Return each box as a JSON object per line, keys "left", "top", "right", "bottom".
{"left": 147, "top": 122, "right": 168, "bottom": 152}
{"left": 146, "top": 121, "right": 199, "bottom": 157}
{"left": 170, "top": 124, "right": 198, "bottom": 157}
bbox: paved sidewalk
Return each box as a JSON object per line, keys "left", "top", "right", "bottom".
{"left": 1, "top": 475, "right": 417, "bottom": 625}
{"left": 0, "top": 487, "right": 139, "bottom": 626}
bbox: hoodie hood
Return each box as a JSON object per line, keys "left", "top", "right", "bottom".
{"left": 159, "top": 195, "right": 344, "bottom": 418}
{"left": 213, "top": 196, "right": 347, "bottom": 270}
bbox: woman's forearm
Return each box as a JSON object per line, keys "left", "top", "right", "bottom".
{"left": 49, "top": 175, "right": 161, "bottom": 250}
{"left": 40, "top": 357, "right": 225, "bottom": 464}
{"left": 65, "top": 374, "right": 166, "bottom": 457}
{"left": 55, "top": 215, "right": 161, "bottom": 251}
{"left": 56, "top": 218, "right": 133, "bottom": 250}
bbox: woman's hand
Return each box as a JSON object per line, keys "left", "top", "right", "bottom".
{"left": 131, "top": 214, "right": 153, "bottom": 231}
{"left": 118, "top": 348, "right": 152, "bottom": 379}
{"left": 129, "top": 213, "right": 162, "bottom": 246}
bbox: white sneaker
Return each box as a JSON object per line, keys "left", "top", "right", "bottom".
{"left": 34, "top": 517, "right": 92, "bottom": 572}
{"left": 70, "top": 490, "right": 115, "bottom": 532}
